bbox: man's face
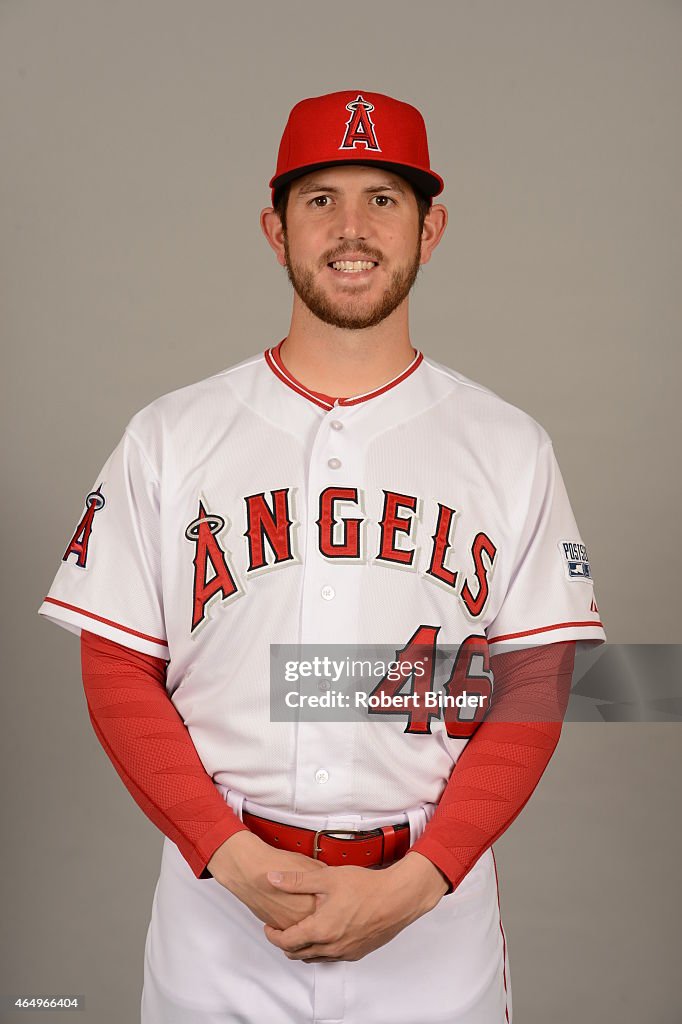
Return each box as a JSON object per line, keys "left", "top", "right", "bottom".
{"left": 281, "top": 165, "right": 423, "bottom": 330}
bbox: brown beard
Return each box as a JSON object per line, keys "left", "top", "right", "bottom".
{"left": 282, "top": 234, "right": 423, "bottom": 330}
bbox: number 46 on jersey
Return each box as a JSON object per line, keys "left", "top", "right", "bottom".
{"left": 367, "top": 628, "right": 494, "bottom": 738}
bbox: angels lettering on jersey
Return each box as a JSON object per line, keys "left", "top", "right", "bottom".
{"left": 184, "top": 485, "right": 497, "bottom": 635}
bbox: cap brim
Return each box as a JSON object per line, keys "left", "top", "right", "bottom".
{"left": 269, "top": 159, "right": 444, "bottom": 200}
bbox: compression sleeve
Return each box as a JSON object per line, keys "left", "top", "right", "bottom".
{"left": 80, "top": 629, "right": 249, "bottom": 879}
{"left": 409, "top": 640, "right": 576, "bottom": 894}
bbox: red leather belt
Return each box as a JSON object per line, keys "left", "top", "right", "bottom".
{"left": 242, "top": 810, "right": 411, "bottom": 868}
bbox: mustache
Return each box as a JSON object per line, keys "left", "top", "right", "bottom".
{"left": 324, "top": 249, "right": 382, "bottom": 264}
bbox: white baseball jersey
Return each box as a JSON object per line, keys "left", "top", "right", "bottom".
{"left": 39, "top": 342, "right": 606, "bottom": 816}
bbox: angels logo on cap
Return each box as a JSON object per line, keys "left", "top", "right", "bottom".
{"left": 268, "top": 89, "right": 444, "bottom": 205}
{"left": 339, "top": 95, "right": 381, "bottom": 152}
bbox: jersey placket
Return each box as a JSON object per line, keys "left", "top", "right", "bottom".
{"left": 293, "top": 400, "right": 365, "bottom": 813}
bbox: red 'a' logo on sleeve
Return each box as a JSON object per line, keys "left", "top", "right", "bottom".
{"left": 339, "top": 95, "right": 381, "bottom": 152}
{"left": 63, "top": 486, "right": 106, "bottom": 568}
{"left": 185, "top": 500, "right": 239, "bottom": 632}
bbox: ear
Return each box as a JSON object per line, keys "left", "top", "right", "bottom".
{"left": 261, "top": 207, "right": 287, "bottom": 267}
{"left": 419, "top": 203, "right": 448, "bottom": 266}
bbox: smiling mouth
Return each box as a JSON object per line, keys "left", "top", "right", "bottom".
{"left": 328, "top": 260, "right": 379, "bottom": 274}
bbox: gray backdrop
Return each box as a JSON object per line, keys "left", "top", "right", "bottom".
{"left": 2, "top": 1, "right": 681, "bottom": 1021}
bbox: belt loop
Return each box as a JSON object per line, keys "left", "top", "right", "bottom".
{"left": 220, "top": 786, "right": 245, "bottom": 822}
{"left": 406, "top": 807, "right": 427, "bottom": 844}
{"left": 381, "top": 825, "right": 397, "bottom": 865}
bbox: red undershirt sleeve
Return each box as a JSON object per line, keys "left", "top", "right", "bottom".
{"left": 80, "top": 628, "right": 249, "bottom": 879}
{"left": 409, "top": 639, "right": 577, "bottom": 894}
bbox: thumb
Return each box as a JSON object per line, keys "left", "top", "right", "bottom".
{"left": 267, "top": 869, "right": 330, "bottom": 893}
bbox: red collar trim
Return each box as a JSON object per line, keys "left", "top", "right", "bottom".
{"left": 264, "top": 340, "right": 424, "bottom": 411}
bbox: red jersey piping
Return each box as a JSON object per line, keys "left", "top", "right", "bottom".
{"left": 264, "top": 339, "right": 424, "bottom": 410}
{"left": 491, "top": 849, "right": 511, "bottom": 1022}
{"left": 42, "top": 596, "right": 168, "bottom": 648}
{"left": 487, "top": 619, "right": 605, "bottom": 644}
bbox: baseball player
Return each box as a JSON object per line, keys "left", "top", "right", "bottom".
{"left": 39, "top": 89, "right": 606, "bottom": 1023}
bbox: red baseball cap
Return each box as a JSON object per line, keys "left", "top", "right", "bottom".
{"left": 269, "top": 90, "right": 444, "bottom": 206}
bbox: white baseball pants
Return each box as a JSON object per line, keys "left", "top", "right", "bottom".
{"left": 140, "top": 790, "right": 512, "bottom": 1023}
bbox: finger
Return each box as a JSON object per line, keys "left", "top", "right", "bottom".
{"left": 284, "top": 945, "right": 337, "bottom": 961}
{"left": 267, "top": 869, "right": 331, "bottom": 894}
{"left": 263, "top": 924, "right": 282, "bottom": 943}
{"left": 264, "top": 921, "right": 323, "bottom": 952}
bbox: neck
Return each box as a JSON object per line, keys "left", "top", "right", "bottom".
{"left": 279, "top": 296, "right": 416, "bottom": 398}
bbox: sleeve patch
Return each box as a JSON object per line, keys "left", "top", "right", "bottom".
{"left": 558, "top": 538, "right": 592, "bottom": 581}
{"left": 62, "top": 485, "right": 106, "bottom": 568}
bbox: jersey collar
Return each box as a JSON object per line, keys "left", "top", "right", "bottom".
{"left": 264, "top": 339, "right": 424, "bottom": 411}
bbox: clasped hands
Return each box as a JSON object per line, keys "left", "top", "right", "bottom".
{"left": 208, "top": 830, "right": 449, "bottom": 964}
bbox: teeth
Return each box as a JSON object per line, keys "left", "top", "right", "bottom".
{"left": 331, "top": 260, "right": 376, "bottom": 273}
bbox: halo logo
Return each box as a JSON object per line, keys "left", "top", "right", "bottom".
{"left": 339, "top": 94, "right": 381, "bottom": 152}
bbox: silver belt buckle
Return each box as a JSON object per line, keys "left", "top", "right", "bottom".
{"left": 313, "top": 827, "right": 378, "bottom": 859}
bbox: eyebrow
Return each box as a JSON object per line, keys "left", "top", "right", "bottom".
{"left": 295, "top": 180, "right": 407, "bottom": 198}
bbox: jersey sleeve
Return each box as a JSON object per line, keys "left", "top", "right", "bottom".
{"left": 38, "top": 427, "right": 170, "bottom": 659}
{"left": 486, "top": 439, "right": 606, "bottom": 653}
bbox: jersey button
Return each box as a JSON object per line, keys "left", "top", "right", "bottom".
{"left": 318, "top": 680, "right": 331, "bottom": 692}
{"left": 330, "top": 420, "right": 343, "bottom": 431}
{"left": 327, "top": 457, "right": 341, "bottom": 469}
{"left": 320, "top": 585, "right": 335, "bottom": 601}
{"left": 315, "top": 769, "right": 329, "bottom": 785}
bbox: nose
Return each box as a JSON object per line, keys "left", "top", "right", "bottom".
{"left": 333, "top": 197, "right": 373, "bottom": 242}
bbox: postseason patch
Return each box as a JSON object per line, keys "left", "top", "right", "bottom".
{"left": 558, "top": 539, "right": 592, "bottom": 581}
